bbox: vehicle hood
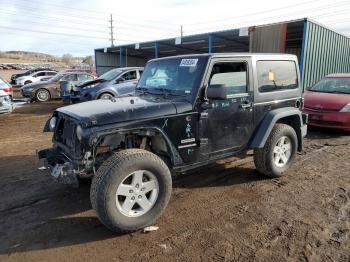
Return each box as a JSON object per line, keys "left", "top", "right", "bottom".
{"left": 56, "top": 95, "right": 192, "bottom": 127}
{"left": 78, "top": 78, "right": 108, "bottom": 89}
{"left": 304, "top": 90, "right": 350, "bottom": 110}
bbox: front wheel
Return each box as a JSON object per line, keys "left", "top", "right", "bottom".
{"left": 36, "top": 89, "right": 51, "bottom": 102}
{"left": 99, "top": 93, "right": 114, "bottom": 100}
{"left": 90, "top": 149, "right": 172, "bottom": 233}
{"left": 254, "top": 124, "right": 298, "bottom": 178}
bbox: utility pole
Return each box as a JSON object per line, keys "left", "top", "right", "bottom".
{"left": 180, "top": 25, "right": 183, "bottom": 38}
{"left": 109, "top": 14, "right": 115, "bottom": 47}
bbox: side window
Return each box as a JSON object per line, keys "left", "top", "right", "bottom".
{"left": 46, "top": 71, "right": 56, "bottom": 76}
{"left": 77, "top": 74, "right": 93, "bottom": 81}
{"left": 63, "top": 74, "right": 77, "bottom": 81}
{"left": 35, "top": 72, "right": 46, "bottom": 77}
{"left": 122, "top": 70, "right": 137, "bottom": 81}
{"left": 257, "top": 61, "right": 298, "bottom": 93}
{"left": 209, "top": 62, "right": 248, "bottom": 95}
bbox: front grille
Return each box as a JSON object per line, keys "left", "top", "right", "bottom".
{"left": 308, "top": 119, "right": 344, "bottom": 126}
{"left": 55, "top": 116, "right": 76, "bottom": 148}
{"left": 304, "top": 106, "right": 339, "bottom": 113}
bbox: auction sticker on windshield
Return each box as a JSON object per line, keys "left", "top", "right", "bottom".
{"left": 180, "top": 59, "right": 198, "bottom": 67}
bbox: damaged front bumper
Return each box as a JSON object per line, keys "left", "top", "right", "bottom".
{"left": 37, "top": 148, "right": 80, "bottom": 187}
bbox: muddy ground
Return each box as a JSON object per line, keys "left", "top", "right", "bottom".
{"left": 0, "top": 95, "right": 349, "bottom": 262}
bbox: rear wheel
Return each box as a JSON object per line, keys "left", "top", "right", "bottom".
{"left": 36, "top": 89, "right": 51, "bottom": 102}
{"left": 90, "top": 149, "right": 172, "bottom": 233}
{"left": 254, "top": 124, "right": 297, "bottom": 178}
{"left": 99, "top": 93, "right": 114, "bottom": 100}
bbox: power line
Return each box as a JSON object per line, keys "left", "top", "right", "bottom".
{"left": 8, "top": 0, "right": 178, "bottom": 26}
{"left": 184, "top": 6, "right": 350, "bottom": 34}
{"left": 0, "top": 25, "right": 136, "bottom": 41}
{"left": 185, "top": 0, "right": 346, "bottom": 26}
{"left": 1, "top": 2, "right": 176, "bottom": 31}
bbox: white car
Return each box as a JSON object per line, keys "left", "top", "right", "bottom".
{"left": 16, "top": 70, "right": 57, "bottom": 86}
{"left": 0, "top": 90, "right": 13, "bottom": 113}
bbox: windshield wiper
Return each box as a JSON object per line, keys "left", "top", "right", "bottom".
{"left": 326, "top": 90, "right": 350, "bottom": 94}
{"left": 136, "top": 87, "right": 156, "bottom": 95}
{"left": 153, "top": 87, "right": 187, "bottom": 98}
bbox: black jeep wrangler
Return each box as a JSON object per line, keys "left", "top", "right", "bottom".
{"left": 38, "top": 53, "right": 307, "bottom": 233}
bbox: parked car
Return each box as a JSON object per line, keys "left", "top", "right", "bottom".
{"left": 70, "top": 67, "right": 143, "bottom": 103}
{"left": 21, "top": 72, "right": 96, "bottom": 102}
{"left": 38, "top": 54, "right": 307, "bottom": 233}
{"left": 303, "top": 74, "right": 350, "bottom": 131}
{"left": 10, "top": 68, "right": 57, "bottom": 84}
{"left": 64, "top": 68, "right": 98, "bottom": 77}
{"left": 16, "top": 70, "right": 58, "bottom": 86}
{"left": 0, "top": 90, "right": 13, "bottom": 113}
{"left": 0, "top": 76, "right": 13, "bottom": 99}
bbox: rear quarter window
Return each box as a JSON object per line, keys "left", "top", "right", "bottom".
{"left": 257, "top": 60, "right": 298, "bottom": 93}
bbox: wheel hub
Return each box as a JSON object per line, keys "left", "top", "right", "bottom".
{"left": 273, "top": 136, "right": 292, "bottom": 167}
{"left": 115, "top": 170, "right": 159, "bottom": 218}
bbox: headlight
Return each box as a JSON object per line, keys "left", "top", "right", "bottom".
{"left": 340, "top": 103, "right": 350, "bottom": 112}
{"left": 76, "top": 125, "right": 83, "bottom": 141}
{"left": 49, "top": 117, "right": 57, "bottom": 131}
{"left": 83, "top": 84, "right": 97, "bottom": 89}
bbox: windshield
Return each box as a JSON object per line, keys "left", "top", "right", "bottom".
{"left": 99, "top": 68, "right": 123, "bottom": 81}
{"left": 310, "top": 77, "right": 350, "bottom": 94}
{"left": 137, "top": 57, "right": 207, "bottom": 98}
{"left": 48, "top": 73, "right": 65, "bottom": 82}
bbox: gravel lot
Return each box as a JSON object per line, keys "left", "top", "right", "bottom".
{"left": 0, "top": 88, "right": 349, "bottom": 261}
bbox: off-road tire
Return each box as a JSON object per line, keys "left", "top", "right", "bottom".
{"left": 254, "top": 124, "right": 297, "bottom": 178}
{"left": 90, "top": 149, "right": 172, "bottom": 233}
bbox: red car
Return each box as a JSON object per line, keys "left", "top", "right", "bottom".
{"left": 303, "top": 74, "right": 350, "bottom": 131}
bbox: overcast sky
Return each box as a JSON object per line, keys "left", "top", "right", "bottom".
{"left": 0, "top": 0, "right": 349, "bottom": 56}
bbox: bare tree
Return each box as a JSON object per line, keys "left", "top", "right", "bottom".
{"left": 62, "top": 53, "right": 73, "bottom": 65}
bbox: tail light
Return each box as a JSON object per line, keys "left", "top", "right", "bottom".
{"left": 2, "top": 88, "right": 13, "bottom": 93}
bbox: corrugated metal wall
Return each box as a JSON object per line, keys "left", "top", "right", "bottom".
{"left": 249, "top": 23, "right": 287, "bottom": 53}
{"left": 95, "top": 51, "right": 118, "bottom": 75}
{"left": 95, "top": 50, "right": 148, "bottom": 75}
{"left": 301, "top": 20, "right": 350, "bottom": 87}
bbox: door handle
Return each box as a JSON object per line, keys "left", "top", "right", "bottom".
{"left": 240, "top": 101, "right": 252, "bottom": 109}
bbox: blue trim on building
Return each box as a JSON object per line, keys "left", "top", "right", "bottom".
{"left": 95, "top": 28, "right": 241, "bottom": 51}
{"left": 299, "top": 18, "right": 308, "bottom": 78}
{"left": 119, "top": 47, "right": 123, "bottom": 67}
{"left": 208, "top": 34, "right": 213, "bottom": 54}
{"left": 155, "top": 42, "right": 159, "bottom": 58}
{"left": 94, "top": 49, "right": 98, "bottom": 73}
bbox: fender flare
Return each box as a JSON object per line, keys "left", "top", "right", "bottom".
{"left": 91, "top": 126, "right": 184, "bottom": 167}
{"left": 249, "top": 107, "right": 304, "bottom": 150}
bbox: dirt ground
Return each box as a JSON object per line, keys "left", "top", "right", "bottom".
{"left": 0, "top": 98, "right": 349, "bottom": 262}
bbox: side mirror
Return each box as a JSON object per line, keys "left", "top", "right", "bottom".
{"left": 207, "top": 84, "right": 227, "bottom": 100}
{"left": 116, "top": 77, "right": 125, "bottom": 84}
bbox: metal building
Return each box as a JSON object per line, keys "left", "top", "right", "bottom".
{"left": 95, "top": 18, "right": 350, "bottom": 87}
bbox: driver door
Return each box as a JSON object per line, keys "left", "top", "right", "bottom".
{"left": 114, "top": 70, "right": 138, "bottom": 95}
{"left": 200, "top": 59, "right": 254, "bottom": 158}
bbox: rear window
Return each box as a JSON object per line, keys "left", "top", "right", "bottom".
{"left": 257, "top": 61, "right": 298, "bottom": 93}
